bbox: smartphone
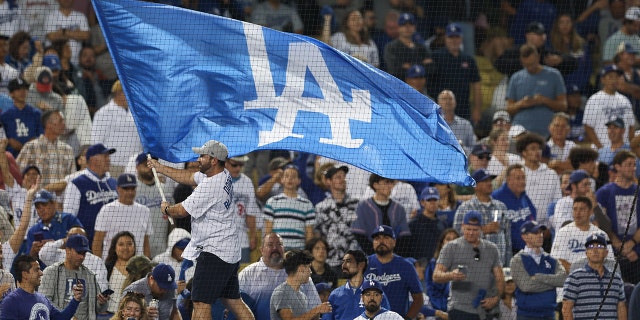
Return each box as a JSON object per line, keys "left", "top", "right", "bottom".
{"left": 34, "top": 232, "right": 44, "bottom": 242}
{"left": 101, "top": 289, "right": 114, "bottom": 296}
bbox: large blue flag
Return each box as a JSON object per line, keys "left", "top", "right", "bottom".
{"left": 93, "top": 0, "right": 473, "bottom": 186}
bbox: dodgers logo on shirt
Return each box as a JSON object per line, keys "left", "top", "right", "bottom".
{"left": 29, "top": 303, "right": 49, "bottom": 320}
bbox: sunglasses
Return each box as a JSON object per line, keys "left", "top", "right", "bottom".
{"left": 473, "top": 247, "right": 480, "bottom": 261}
{"left": 229, "top": 162, "right": 244, "bottom": 168}
{"left": 477, "top": 155, "right": 491, "bottom": 161}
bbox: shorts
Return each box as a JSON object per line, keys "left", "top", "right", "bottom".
{"left": 191, "top": 252, "right": 241, "bottom": 304}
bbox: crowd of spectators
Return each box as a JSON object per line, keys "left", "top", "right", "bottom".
{"left": 0, "top": 0, "right": 639, "bottom": 319}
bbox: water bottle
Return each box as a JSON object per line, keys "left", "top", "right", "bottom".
{"left": 148, "top": 299, "right": 159, "bottom": 320}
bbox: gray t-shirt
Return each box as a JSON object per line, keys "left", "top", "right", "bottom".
{"left": 270, "top": 282, "right": 309, "bottom": 320}
{"left": 39, "top": 262, "right": 103, "bottom": 320}
{"left": 123, "top": 275, "right": 176, "bottom": 320}
{"left": 437, "top": 238, "right": 501, "bottom": 315}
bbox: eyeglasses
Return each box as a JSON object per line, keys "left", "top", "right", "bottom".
{"left": 477, "top": 155, "right": 492, "bottom": 161}
{"left": 229, "top": 162, "right": 244, "bottom": 168}
{"left": 586, "top": 244, "right": 607, "bottom": 249}
{"left": 473, "top": 247, "right": 480, "bottom": 261}
{"left": 124, "top": 291, "right": 145, "bottom": 299}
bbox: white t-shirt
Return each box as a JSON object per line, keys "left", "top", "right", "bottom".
{"left": 524, "top": 163, "right": 561, "bottom": 226}
{"left": 43, "top": 9, "right": 89, "bottom": 65}
{"left": 94, "top": 201, "right": 153, "bottom": 260}
{"left": 330, "top": 32, "right": 380, "bottom": 67}
{"left": 486, "top": 153, "right": 522, "bottom": 176}
{"left": 17, "top": 0, "right": 57, "bottom": 40}
{"left": 547, "top": 140, "right": 576, "bottom": 161}
{"left": 91, "top": 100, "right": 143, "bottom": 167}
{"left": 182, "top": 170, "right": 240, "bottom": 263}
{"left": 583, "top": 90, "right": 636, "bottom": 145}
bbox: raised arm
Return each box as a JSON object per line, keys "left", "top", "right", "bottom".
{"left": 147, "top": 158, "right": 197, "bottom": 186}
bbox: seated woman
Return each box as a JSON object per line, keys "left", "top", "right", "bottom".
{"left": 110, "top": 291, "right": 149, "bottom": 320}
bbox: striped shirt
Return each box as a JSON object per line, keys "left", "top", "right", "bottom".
{"left": 264, "top": 193, "right": 315, "bottom": 249}
{"left": 563, "top": 264, "right": 625, "bottom": 319}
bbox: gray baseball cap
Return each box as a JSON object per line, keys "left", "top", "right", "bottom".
{"left": 192, "top": 140, "right": 228, "bottom": 161}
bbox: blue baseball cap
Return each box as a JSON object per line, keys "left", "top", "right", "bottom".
{"left": 42, "top": 54, "right": 62, "bottom": 71}
{"left": 406, "top": 64, "right": 425, "bottom": 78}
{"left": 152, "top": 263, "right": 177, "bottom": 290}
{"left": 174, "top": 238, "right": 190, "bottom": 249}
{"left": 566, "top": 84, "right": 581, "bottom": 95}
{"left": 370, "top": 225, "right": 395, "bottom": 239}
{"left": 315, "top": 282, "right": 332, "bottom": 293}
{"left": 34, "top": 189, "right": 55, "bottom": 204}
{"left": 471, "top": 169, "right": 496, "bottom": 183}
{"left": 520, "top": 221, "right": 547, "bottom": 234}
{"left": 419, "top": 186, "right": 440, "bottom": 201}
{"left": 605, "top": 115, "right": 625, "bottom": 128}
{"left": 445, "top": 23, "right": 462, "bottom": 37}
{"left": 117, "top": 173, "right": 137, "bottom": 188}
{"left": 65, "top": 234, "right": 92, "bottom": 253}
{"left": 398, "top": 13, "right": 415, "bottom": 26}
{"left": 86, "top": 143, "right": 116, "bottom": 161}
{"left": 600, "top": 64, "right": 624, "bottom": 77}
{"left": 566, "top": 169, "right": 590, "bottom": 191}
{"left": 463, "top": 211, "right": 483, "bottom": 226}
{"left": 585, "top": 233, "right": 607, "bottom": 247}
{"left": 471, "top": 144, "right": 492, "bottom": 156}
{"left": 361, "top": 279, "right": 384, "bottom": 293}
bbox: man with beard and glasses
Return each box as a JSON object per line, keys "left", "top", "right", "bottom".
{"left": 322, "top": 250, "right": 390, "bottom": 320}
{"left": 239, "top": 233, "right": 321, "bottom": 320}
{"left": 354, "top": 279, "right": 404, "bottom": 320}
{"left": 364, "top": 225, "right": 423, "bottom": 319}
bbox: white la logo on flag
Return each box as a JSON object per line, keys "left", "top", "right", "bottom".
{"left": 167, "top": 274, "right": 172, "bottom": 282}
{"left": 243, "top": 24, "right": 372, "bottom": 149}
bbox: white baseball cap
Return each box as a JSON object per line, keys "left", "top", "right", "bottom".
{"left": 626, "top": 7, "right": 640, "bottom": 21}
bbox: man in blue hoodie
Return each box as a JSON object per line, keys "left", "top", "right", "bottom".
{"left": 510, "top": 221, "right": 566, "bottom": 320}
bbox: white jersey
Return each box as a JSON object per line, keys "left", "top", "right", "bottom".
{"left": 94, "top": 201, "right": 153, "bottom": 260}
{"left": 551, "top": 196, "right": 574, "bottom": 232}
{"left": 354, "top": 309, "right": 405, "bottom": 320}
{"left": 182, "top": 170, "right": 240, "bottom": 263}
{"left": 231, "top": 173, "right": 259, "bottom": 249}
{"left": 43, "top": 9, "right": 89, "bottom": 65}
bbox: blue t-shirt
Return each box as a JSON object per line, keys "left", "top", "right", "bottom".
{"left": 25, "top": 212, "right": 83, "bottom": 254}
{"left": 596, "top": 182, "right": 640, "bottom": 254}
{"left": 321, "top": 281, "right": 390, "bottom": 320}
{"left": 0, "top": 288, "right": 79, "bottom": 320}
{"left": 0, "top": 104, "right": 43, "bottom": 156}
{"left": 506, "top": 66, "right": 566, "bottom": 137}
{"left": 364, "top": 254, "right": 422, "bottom": 315}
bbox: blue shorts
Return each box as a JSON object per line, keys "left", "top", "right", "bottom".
{"left": 191, "top": 252, "right": 241, "bottom": 304}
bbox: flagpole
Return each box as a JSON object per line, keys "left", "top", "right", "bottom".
{"left": 147, "top": 154, "right": 175, "bottom": 225}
